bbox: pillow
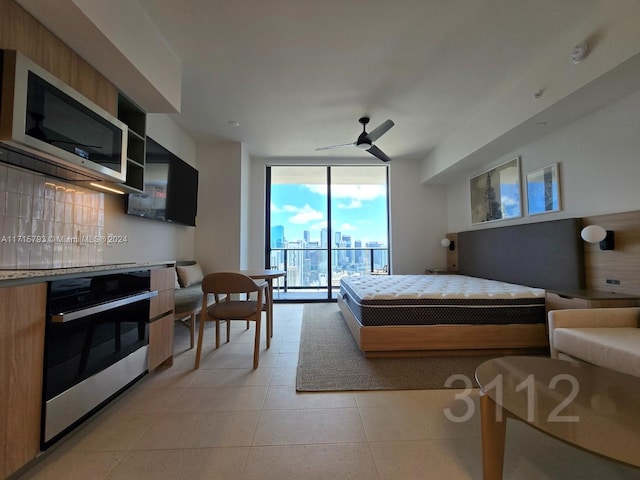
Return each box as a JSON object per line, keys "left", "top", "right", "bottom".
{"left": 176, "top": 263, "right": 204, "bottom": 288}
{"left": 174, "top": 268, "right": 181, "bottom": 289}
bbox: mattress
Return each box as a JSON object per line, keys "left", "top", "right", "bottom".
{"left": 339, "top": 274, "right": 546, "bottom": 326}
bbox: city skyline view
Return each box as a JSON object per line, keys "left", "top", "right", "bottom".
{"left": 270, "top": 183, "right": 389, "bottom": 246}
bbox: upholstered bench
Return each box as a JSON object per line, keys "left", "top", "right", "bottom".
{"left": 548, "top": 307, "right": 640, "bottom": 378}
{"left": 174, "top": 262, "right": 214, "bottom": 349}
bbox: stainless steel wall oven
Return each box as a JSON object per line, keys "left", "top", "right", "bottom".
{"left": 43, "top": 270, "right": 156, "bottom": 447}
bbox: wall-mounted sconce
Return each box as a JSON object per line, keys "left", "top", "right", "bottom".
{"left": 581, "top": 225, "right": 615, "bottom": 250}
{"left": 441, "top": 238, "right": 455, "bottom": 251}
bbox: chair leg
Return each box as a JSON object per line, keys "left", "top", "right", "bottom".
{"left": 253, "top": 318, "right": 261, "bottom": 369}
{"left": 226, "top": 319, "right": 231, "bottom": 342}
{"left": 264, "top": 311, "right": 270, "bottom": 349}
{"left": 215, "top": 320, "right": 221, "bottom": 349}
{"left": 194, "top": 315, "right": 207, "bottom": 369}
{"left": 189, "top": 313, "right": 195, "bottom": 349}
{"left": 246, "top": 320, "right": 250, "bottom": 330}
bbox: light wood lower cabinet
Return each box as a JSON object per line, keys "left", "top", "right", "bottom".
{"left": 149, "top": 267, "right": 175, "bottom": 370}
{"left": 0, "top": 282, "right": 46, "bottom": 478}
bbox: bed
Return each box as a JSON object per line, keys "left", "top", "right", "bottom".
{"left": 337, "top": 218, "right": 585, "bottom": 357}
{"left": 338, "top": 274, "right": 548, "bottom": 357}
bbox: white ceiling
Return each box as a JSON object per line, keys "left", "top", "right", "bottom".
{"left": 133, "top": 0, "right": 607, "bottom": 162}
{"left": 16, "top": 0, "right": 637, "bottom": 168}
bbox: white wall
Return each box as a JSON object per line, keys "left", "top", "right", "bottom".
{"left": 446, "top": 88, "right": 640, "bottom": 232}
{"left": 389, "top": 159, "right": 448, "bottom": 273}
{"left": 102, "top": 114, "right": 197, "bottom": 264}
{"left": 194, "top": 142, "right": 243, "bottom": 274}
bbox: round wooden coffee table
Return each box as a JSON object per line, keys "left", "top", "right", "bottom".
{"left": 475, "top": 356, "right": 640, "bottom": 479}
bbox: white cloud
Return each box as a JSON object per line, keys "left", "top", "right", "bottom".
{"left": 305, "top": 184, "right": 385, "bottom": 204}
{"left": 338, "top": 222, "right": 358, "bottom": 232}
{"left": 337, "top": 199, "right": 362, "bottom": 209}
{"left": 309, "top": 220, "right": 328, "bottom": 231}
{"left": 286, "top": 204, "right": 324, "bottom": 224}
{"left": 331, "top": 184, "right": 385, "bottom": 201}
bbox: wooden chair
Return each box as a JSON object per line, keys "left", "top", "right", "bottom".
{"left": 195, "top": 272, "right": 267, "bottom": 369}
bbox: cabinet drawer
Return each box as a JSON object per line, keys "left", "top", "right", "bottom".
{"left": 150, "top": 289, "right": 174, "bottom": 320}
{"left": 151, "top": 266, "right": 176, "bottom": 292}
{"left": 545, "top": 293, "right": 589, "bottom": 310}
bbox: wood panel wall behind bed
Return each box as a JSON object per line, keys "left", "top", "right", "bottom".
{"left": 583, "top": 210, "right": 640, "bottom": 295}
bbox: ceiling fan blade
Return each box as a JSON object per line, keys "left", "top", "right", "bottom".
{"left": 367, "top": 145, "right": 391, "bottom": 162}
{"left": 366, "top": 119, "right": 394, "bottom": 143}
{"left": 315, "top": 142, "right": 356, "bottom": 151}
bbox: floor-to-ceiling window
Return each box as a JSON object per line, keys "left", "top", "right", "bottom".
{"left": 267, "top": 165, "right": 389, "bottom": 301}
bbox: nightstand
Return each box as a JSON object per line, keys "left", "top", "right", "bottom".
{"left": 424, "top": 269, "right": 457, "bottom": 275}
{"left": 546, "top": 289, "right": 640, "bottom": 311}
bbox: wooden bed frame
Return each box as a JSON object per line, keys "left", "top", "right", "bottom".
{"left": 337, "top": 296, "right": 549, "bottom": 357}
{"left": 337, "top": 218, "right": 585, "bottom": 358}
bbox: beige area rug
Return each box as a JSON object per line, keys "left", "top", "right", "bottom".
{"left": 296, "top": 303, "right": 499, "bottom": 392}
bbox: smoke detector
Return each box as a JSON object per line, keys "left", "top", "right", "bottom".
{"left": 570, "top": 42, "right": 590, "bottom": 64}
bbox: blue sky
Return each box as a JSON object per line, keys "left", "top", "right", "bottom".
{"left": 270, "top": 183, "right": 388, "bottom": 245}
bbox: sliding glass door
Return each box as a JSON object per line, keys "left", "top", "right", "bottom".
{"left": 267, "top": 165, "right": 389, "bottom": 300}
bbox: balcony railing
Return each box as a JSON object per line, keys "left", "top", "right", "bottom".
{"left": 268, "top": 247, "right": 389, "bottom": 292}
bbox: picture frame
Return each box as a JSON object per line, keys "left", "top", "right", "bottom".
{"left": 470, "top": 156, "right": 522, "bottom": 224}
{"left": 526, "top": 163, "right": 561, "bottom": 215}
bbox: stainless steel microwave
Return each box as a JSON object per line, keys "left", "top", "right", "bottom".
{"left": 0, "top": 50, "right": 128, "bottom": 183}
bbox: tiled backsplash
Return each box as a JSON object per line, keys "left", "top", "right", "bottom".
{"left": 0, "top": 163, "right": 104, "bottom": 269}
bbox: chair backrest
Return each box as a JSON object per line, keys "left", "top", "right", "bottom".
{"left": 201, "top": 272, "right": 264, "bottom": 297}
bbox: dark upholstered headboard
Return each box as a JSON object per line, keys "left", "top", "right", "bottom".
{"left": 457, "top": 218, "right": 585, "bottom": 290}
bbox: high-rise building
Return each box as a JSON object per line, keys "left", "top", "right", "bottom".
{"left": 271, "top": 225, "right": 285, "bottom": 248}
{"left": 343, "top": 235, "right": 352, "bottom": 264}
{"left": 355, "top": 240, "right": 362, "bottom": 264}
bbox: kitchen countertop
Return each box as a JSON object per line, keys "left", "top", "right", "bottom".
{"left": 0, "top": 261, "right": 176, "bottom": 287}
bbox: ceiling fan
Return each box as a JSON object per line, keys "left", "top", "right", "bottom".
{"left": 316, "top": 116, "right": 394, "bottom": 162}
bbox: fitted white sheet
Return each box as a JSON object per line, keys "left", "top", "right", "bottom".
{"left": 341, "top": 274, "right": 545, "bottom": 301}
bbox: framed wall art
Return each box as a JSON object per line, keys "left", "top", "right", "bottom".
{"left": 470, "top": 157, "right": 522, "bottom": 224}
{"left": 526, "top": 163, "right": 561, "bottom": 215}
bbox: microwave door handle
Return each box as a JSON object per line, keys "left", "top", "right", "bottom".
{"left": 51, "top": 290, "right": 158, "bottom": 323}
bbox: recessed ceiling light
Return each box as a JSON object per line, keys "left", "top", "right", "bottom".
{"left": 536, "top": 121, "right": 548, "bottom": 126}
{"left": 228, "top": 120, "right": 240, "bottom": 127}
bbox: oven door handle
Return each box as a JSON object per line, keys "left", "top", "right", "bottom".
{"left": 51, "top": 290, "right": 158, "bottom": 323}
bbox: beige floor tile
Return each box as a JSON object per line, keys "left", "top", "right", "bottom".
{"left": 355, "top": 388, "right": 478, "bottom": 410}
{"left": 241, "top": 443, "right": 378, "bottom": 480}
{"left": 57, "top": 412, "right": 157, "bottom": 452}
{"left": 170, "top": 350, "right": 199, "bottom": 369}
{"left": 17, "top": 451, "right": 124, "bottom": 480}
{"left": 166, "top": 386, "right": 268, "bottom": 412}
{"left": 359, "top": 404, "right": 480, "bottom": 442}
{"left": 196, "top": 351, "right": 279, "bottom": 369}
{"left": 189, "top": 367, "right": 274, "bottom": 387}
{"left": 253, "top": 408, "right": 366, "bottom": 445}
{"left": 105, "top": 387, "right": 185, "bottom": 415}
{"left": 263, "top": 386, "right": 356, "bottom": 410}
{"left": 269, "top": 366, "right": 297, "bottom": 386}
{"left": 133, "top": 411, "right": 260, "bottom": 449}
{"left": 278, "top": 341, "right": 300, "bottom": 354}
{"left": 137, "top": 365, "right": 198, "bottom": 389}
{"left": 370, "top": 438, "right": 481, "bottom": 480}
{"left": 104, "top": 447, "right": 250, "bottom": 480}
{"left": 280, "top": 331, "right": 302, "bottom": 343}
{"left": 274, "top": 352, "right": 299, "bottom": 367}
